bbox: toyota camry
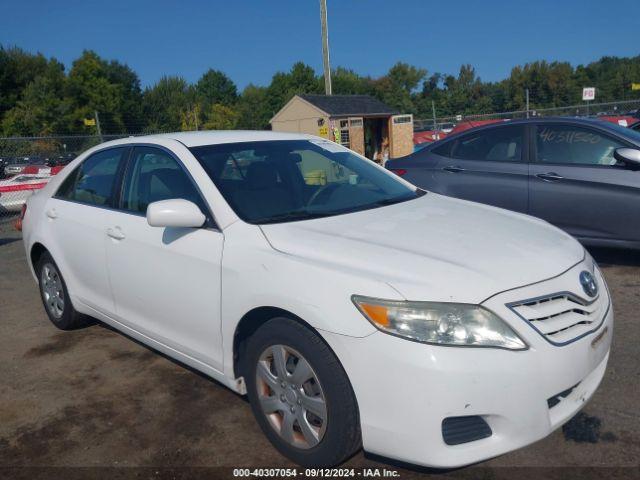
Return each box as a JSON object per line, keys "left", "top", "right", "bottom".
{"left": 20, "top": 131, "right": 612, "bottom": 468}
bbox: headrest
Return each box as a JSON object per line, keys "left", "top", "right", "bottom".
{"left": 246, "top": 162, "right": 278, "bottom": 189}
{"left": 287, "top": 153, "right": 302, "bottom": 164}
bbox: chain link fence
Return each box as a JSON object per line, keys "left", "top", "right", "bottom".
{"left": 1, "top": 98, "right": 639, "bottom": 223}
{"left": 414, "top": 99, "right": 640, "bottom": 132}
{"left": 0, "top": 134, "right": 136, "bottom": 223}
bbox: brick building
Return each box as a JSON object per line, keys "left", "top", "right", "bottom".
{"left": 270, "top": 94, "right": 414, "bottom": 163}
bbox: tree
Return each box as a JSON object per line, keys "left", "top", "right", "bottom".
{"left": 331, "top": 67, "right": 373, "bottom": 95}
{"left": 195, "top": 69, "right": 238, "bottom": 106}
{"left": 2, "top": 46, "right": 640, "bottom": 137}
{"left": 180, "top": 103, "right": 201, "bottom": 131}
{"left": 442, "top": 65, "right": 492, "bottom": 115}
{"left": 142, "top": 76, "right": 194, "bottom": 132}
{"left": 2, "top": 59, "right": 71, "bottom": 136}
{"left": 66, "top": 50, "right": 123, "bottom": 133}
{"left": 372, "top": 62, "right": 426, "bottom": 113}
{"left": 106, "top": 60, "right": 144, "bottom": 132}
{"left": 202, "top": 104, "right": 240, "bottom": 130}
{"left": 66, "top": 50, "right": 143, "bottom": 134}
{"left": 236, "top": 84, "right": 271, "bottom": 130}
{"left": 0, "top": 46, "right": 50, "bottom": 123}
{"left": 266, "top": 62, "right": 322, "bottom": 118}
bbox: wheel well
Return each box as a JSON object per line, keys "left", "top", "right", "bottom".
{"left": 30, "top": 242, "right": 48, "bottom": 271}
{"left": 233, "top": 307, "right": 317, "bottom": 378}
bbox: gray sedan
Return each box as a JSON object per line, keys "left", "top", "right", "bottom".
{"left": 386, "top": 118, "right": 640, "bottom": 249}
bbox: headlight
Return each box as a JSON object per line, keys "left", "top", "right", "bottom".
{"left": 352, "top": 296, "right": 527, "bottom": 350}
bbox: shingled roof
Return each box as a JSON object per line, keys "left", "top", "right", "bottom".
{"left": 298, "top": 94, "right": 398, "bottom": 117}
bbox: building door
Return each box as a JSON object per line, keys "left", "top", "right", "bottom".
{"left": 348, "top": 117, "right": 365, "bottom": 156}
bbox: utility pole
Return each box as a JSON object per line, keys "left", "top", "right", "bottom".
{"left": 525, "top": 89, "right": 530, "bottom": 118}
{"left": 94, "top": 110, "right": 103, "bottom": 140}
{"left": 319, "top": 0, "right": 332, "bottom": 95}
{"left": 431, "top": 100, "right": 437, "bottom": 131}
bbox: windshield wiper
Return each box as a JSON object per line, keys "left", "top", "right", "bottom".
{"left": 256, "top": 190, "right": 426, "bottom": 224}
{"left": 256, "top": 209, "right": 332, "bottom": 225}
{"left": 370, "top": 189, "right": 427, "bottom": 207}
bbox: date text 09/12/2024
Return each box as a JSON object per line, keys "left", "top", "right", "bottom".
{"left": 232, "top": 468, "right": 400, "bottom": 478}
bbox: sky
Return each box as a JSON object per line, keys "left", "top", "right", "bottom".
{"left": 1, "top": 0, "right": 639, "bottom": 90}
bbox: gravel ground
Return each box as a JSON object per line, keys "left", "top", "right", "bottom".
{"left": 1, "top": 224, "right": 639, "bottom": 479}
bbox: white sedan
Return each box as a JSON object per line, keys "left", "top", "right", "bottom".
{"left": 20, "top": 131, "right": 612, "bottom": 468}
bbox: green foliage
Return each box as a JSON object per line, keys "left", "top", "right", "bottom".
{"left": 236, "top": 84, "right": 271, "bottom": 130}
{"left": 66, "top": 50, "right": 143, "bottom": 134}
{"left": 202, "top": 103, "right": 240, "bottom": 130}
{"left": 196, "top": 69, "right": 238, "bottom": 106}
{"left": 265, "top": 62, "right": 323, "bottom": 119}
{"left": 105, "top": 59, "right": 144, "bottom": 131}
{"left": 1, "top": 45, "right": 639, "bottom": 137}
{"left": 142, "top": 76, "right": 194, "bottom": 132}
{"left": 372, "top": 62, "right": 426, "bottom": 114}
{"left": 2, "top": 59, "right": 70, "bottom": 136}
{"left": 0, "top": 46, "right": 50, "bottom": 120}
{"left": 331, "top": 67, "right": 373, "bottom": 95}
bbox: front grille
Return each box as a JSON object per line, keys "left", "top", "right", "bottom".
{"left": 508, "top": 291, "right": 608, "bottom": 346}
{"left": 441, "top": 416, "right": 492, "bottom": 446}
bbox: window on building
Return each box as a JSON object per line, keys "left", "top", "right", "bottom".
{"left": 338, "top": 119, "right": 350, "bottom": 147}
{"left": 393, "top": 115, "right": 413, "bottom": 124}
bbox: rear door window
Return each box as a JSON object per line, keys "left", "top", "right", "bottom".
{"left": 452, "top": 126, "right": 524, "bottom": 162}
{"left": 56, "top": 147, "right": 126, "bottom": 207}
{"left": 431, "top": 141, "right": 453, "bottom": 157}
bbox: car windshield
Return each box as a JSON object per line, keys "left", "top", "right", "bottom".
{"left": 601, "top": 122, "right": 640, "bottom": 143}
{"left": 189, "top": 139, "right": 423, "bottom": 224}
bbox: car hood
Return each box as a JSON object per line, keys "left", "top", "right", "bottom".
{"left": 260, "top": 193, "right": 584, "bottom": 304}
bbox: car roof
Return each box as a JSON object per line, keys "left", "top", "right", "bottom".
{"left": 104, "top": 130, "right": 318, "bottom": 149}
{"left": 426, "top": 116, "right": 640, "bottom": 147}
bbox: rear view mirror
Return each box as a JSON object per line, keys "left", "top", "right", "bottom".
{"left": 147, "top": 199, "right": 206, "bottom": 228}
{"left": 613, "top": 147, "right": 640, "bottom": 168}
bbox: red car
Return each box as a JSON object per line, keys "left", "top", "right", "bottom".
{"left": 414, "top": 119, "right": 506, "bottom": 148}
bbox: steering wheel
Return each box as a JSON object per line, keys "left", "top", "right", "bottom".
{"left": 308, "top": 183, "right": 340, "bottom": 207}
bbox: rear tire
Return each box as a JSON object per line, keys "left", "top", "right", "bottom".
{"left": 245, "top": 317, "right": 361, "bottom": 467}
{"left": 36, "top": 251, "right": 87, "bottom": 330}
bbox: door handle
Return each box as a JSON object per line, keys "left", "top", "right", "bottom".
{"left": 536, "top": 172, "right": 564, "bottom": 182}
{"left": 46, "top": 209, "right": 58, "bottom": 219}
{"left": 106, "top": 227, "right": 126, "bottom": 240}
{"left": 442, "top": 165, "right": 465, "bottom": 173}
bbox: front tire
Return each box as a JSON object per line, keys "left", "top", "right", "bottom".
{"left": 36, "top": 251, "right": 87, "bottom": 330}
{"left": 245, "top": 317, "right": 361, "bottom": 467}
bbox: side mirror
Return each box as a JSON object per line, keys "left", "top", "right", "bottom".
{"left": 147, "top": 199, "right": 206, "bottom": 228}
{"left": 613, "top": 147, "right": 640, "bottom": 168}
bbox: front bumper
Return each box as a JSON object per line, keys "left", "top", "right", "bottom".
{"left": 322, "top": 262, "right": 612, "bottom": 468}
